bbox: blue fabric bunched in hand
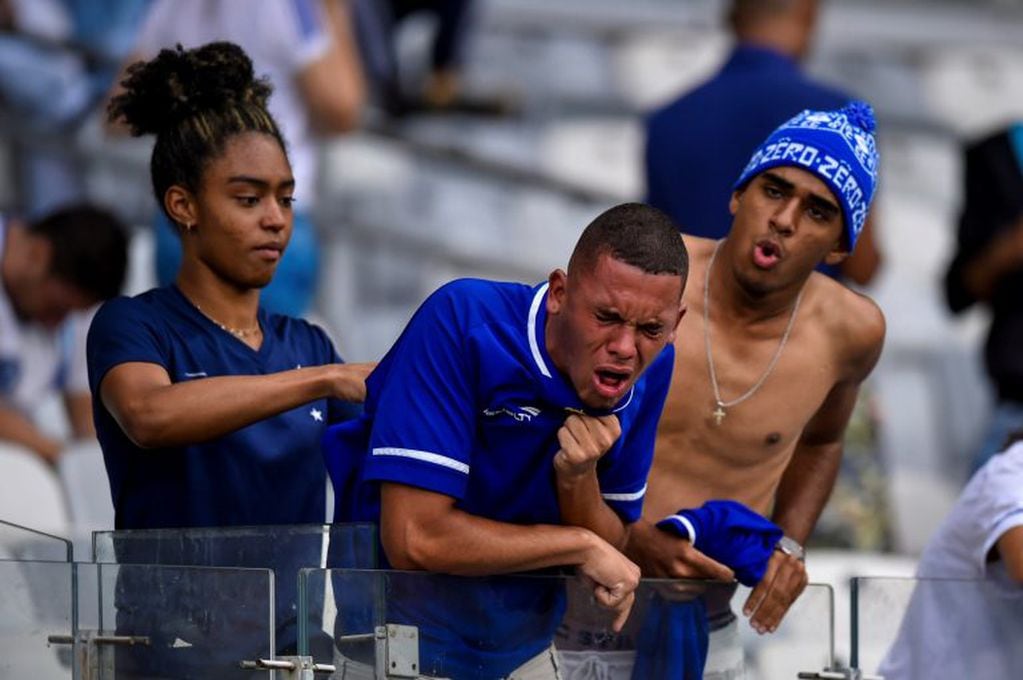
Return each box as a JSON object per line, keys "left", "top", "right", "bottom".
{"left": 656, "top": 499, "right": 784, "bottom": 586}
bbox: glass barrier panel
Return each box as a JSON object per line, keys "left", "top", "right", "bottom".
{"left": 91, "top": 524, "right": 377, "bottom": 569}
{"left": 851, "top": 575, "right": 1023, "bottom": 678}
{"left": 92, "top": 523, "right": 376, "bottom": 660}
{"left": 299, "top": 569, "right": 834, "bottom": 679}
{"left": 0, "top": 519, "right": 73, "bottom": 562}
{"left": 0, "top": 559, "right": 74, "bottom": 679}
{"left": 80, "top": 562, "right": 274, "bottom": 680}
{"left": 0, "top": 559, "right": 275, "bottom": 680}
{"left": 736, "top": 581, "right": 835, "bottom": 679}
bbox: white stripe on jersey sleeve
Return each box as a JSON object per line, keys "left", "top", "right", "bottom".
{"left": 372, "top": 447, "right": 470, "bottom": 475}
{"left": 664, "top": 514, "right": 697, "bottom": 544}
{"left": 601, "top": 484, "right": 647, "bottom": 502}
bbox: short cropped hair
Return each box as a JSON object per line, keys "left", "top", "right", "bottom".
{"left": 568, "top": 203, "right": 688, "bottom": 291}
{"left": 29, "top": 204, "right": 129, "bottom": 301}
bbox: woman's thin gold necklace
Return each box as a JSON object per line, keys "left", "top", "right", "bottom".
{"left": 193, "top": 303, "right": 261, "bottom": 339}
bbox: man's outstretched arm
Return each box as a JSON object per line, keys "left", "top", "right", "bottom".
{"left": 998, "top": 525, "right": 1023, "bottom": 584}
{"left": 381, "top": 482, "right": 640, "bottom": 630}
{"left": 0, "top": 403, "right": 62, "bottom": 464}
{"left": 748, "top": 306, "right": 885, "bottom": 634}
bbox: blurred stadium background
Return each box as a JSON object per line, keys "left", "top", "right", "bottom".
{"left": 2, "top": 0, "right": 1023, "bottom": 672}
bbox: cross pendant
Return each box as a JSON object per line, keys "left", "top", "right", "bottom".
{"left": 712, "top": 403, "right": 726, "bottom": 426}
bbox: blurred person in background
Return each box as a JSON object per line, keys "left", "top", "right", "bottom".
{"left": 945, "top": 122, "right": 1023, "bottom": 476}
{"left": 351, "top": 0, "right": 512, "bottom": 116}
{"left": 115, "top": 0, "right": 365, "bottom": 318}
{"left": 645, "top": 0, "right": 881, "bottom": 286}
{"left": 0, "top": 0, "right": 151, "bottom": 216}
{"left": 878, "top": 430, "right": 1023, "bottom": 679}
{"left": 0, "top": 204, "right": 128, "bottom": 464}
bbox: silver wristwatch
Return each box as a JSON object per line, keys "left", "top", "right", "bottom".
{"left": 775, "top": 535, "right": 806, "bottom": 562}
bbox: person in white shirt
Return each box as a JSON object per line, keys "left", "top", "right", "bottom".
{"left": 878, "top": 433, "right": 1023, "bottom": 679}
{"left": 0, "top": 205, "right": 128, "bottom": 463}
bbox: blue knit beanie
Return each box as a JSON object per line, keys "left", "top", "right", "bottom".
{"left": 733, "top": 101, "right": 880, "bottom": 250}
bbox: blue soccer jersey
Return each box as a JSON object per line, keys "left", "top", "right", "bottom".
{"left": 88, "top": 285, "right": 350, "bottom": 529}
{"left": 324, "top": 278, "right": 674, "bottom": 678}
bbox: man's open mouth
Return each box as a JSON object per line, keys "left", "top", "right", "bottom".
{"left": 753, "top": 239, "right": 782, "bottom": 269}
{"left": 594, "top": 368, "right": 631, "bottom": 395}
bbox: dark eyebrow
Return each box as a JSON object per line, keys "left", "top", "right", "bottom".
{"left": 762, "top": 171, "right": 840, "bottom": 215}
{"left": 807, "top": 193, "right": 840, "bottom": 217}
{"left": 761, "top": 171, "right": 795, "bottom": 192}
{"left": 227, "top": 176, "right": 296, "bottom": 190}
{"left": 596, "top": 307, "right": 623, "bottom": 319}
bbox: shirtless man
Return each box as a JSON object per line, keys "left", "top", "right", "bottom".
{"left": 627, "top": 101, "right": 886, "bottom": 639}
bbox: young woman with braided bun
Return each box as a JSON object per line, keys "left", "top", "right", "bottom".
{"left": 125, "top": 0, "right": 365, "bottom": 319}
{"left": 87, "top": 41, "right": 372, "bottom": 530}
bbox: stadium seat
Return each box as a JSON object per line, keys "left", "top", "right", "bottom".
{"left": 57, "top": 440, "right": 114, "bottom": 532}
{"left": 0, "top": 444, "right": 69, "bottom": 537}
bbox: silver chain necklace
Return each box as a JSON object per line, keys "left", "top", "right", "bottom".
{"left": 703, "top": 240, "right": 803, "bottom": 426}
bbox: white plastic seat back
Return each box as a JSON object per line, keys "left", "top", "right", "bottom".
{"left": 0, "top": 443, "right": 69, "bottom": 537}
{"left": 57, "top": 440, "right": 114, "bottom": 532}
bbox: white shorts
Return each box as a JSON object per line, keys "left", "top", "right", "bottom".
{"left": 332, "top": 644, "right": 562, "bottom": 680}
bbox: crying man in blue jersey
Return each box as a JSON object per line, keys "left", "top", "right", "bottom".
{"left": 324, "top": 202, "right": 689, "bottom": 679}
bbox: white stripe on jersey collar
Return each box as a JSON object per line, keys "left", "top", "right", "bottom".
{"left": 527, "top": 284, "right": 551, "bottom": 378}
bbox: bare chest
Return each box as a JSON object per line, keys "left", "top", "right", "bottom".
{"left": 660, "top": 317, "right": 838, "bottom": 463}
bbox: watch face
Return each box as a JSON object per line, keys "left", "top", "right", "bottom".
{"left": 778, "top": 536, "right": 805, "bottom": 560}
